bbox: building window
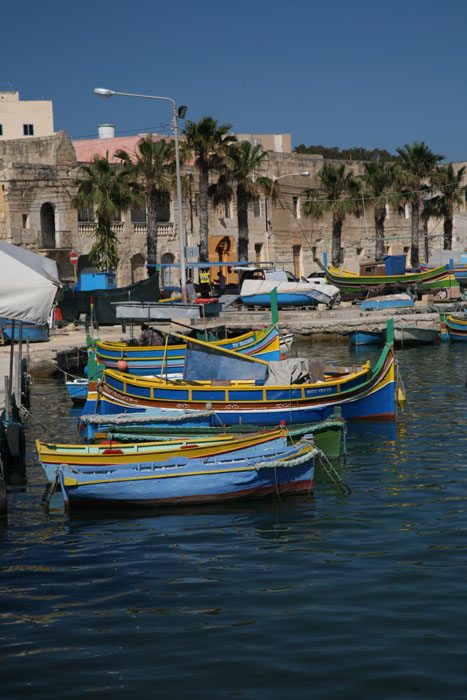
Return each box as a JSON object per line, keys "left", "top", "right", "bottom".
{"left": 22, "top": 214, "right": 29, "bottom": 229}
{"left": 131, "top": 206, "right": 147, "bottom": 223}
{"left": 292, "top": 196, "right": 300, "bottom": 219}
{"left": 404, "top": 203, "right": 410, "bottom": 219}
{"left": 254, "top": 243, "right": 263, "bottom": 262}
{"left": 253, "top": 197, "right": 261, "bottom": 218}
{"left": 23, "top": 124, "right": 34, "bottom": 136}
{"left": 193, "top": 193, "right": 199, "bottom": 217}
{"left": 356, "top": 247, "right": 363, "bottom": 256}
{"left": 78, "top": 205, "right": 94, "bottom": 222}
{"left": 0, "top": 125, "right": 3, "bottom": 136}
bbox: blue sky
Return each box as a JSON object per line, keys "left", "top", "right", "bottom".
{"left": 3, "top": 0, "right": 466, "bottom": 161}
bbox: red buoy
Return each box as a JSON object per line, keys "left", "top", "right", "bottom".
{"left": 116, "top": 359, "right": 128, "bottom": 372}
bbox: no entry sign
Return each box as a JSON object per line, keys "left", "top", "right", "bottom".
{"left": 70, "top": 251, "right": 78, "bottom": 265}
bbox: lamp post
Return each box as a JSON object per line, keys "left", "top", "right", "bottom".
{"left": 274, "top": 170, "right": 311, "bottom": 182}
{"left": 93, "top": 87, "right": 188, "bottom": 302}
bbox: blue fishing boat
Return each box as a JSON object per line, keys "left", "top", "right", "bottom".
{"left": 240, "top": 279, "right": 340, "bottom": 308}
{"left": 38, "top": 428, "right": 288, "bottom": 483}
{"left": 349, "top": 330, "right": 384, "bottom": 346}
{"left": 95, "top": 323, "right": 280, "bottom": 375}
{"left": 87, "top": 320, "right": 399, "bottom": 423}
{"left": 65, "top": 378, "right": 88, "bottom": 404}
{"left": 58, "top": 439, "right": 317, "bottom": 509}
{"left": 361, "top": 294, "right": 414, "bottom": 311}
{"left": 3, "top": 321, "right": 49, "bottom": 343}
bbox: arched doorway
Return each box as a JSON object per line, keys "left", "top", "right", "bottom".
{"left": 131, "top": 254, "right": 146, "bottom": 283}
{"left": 41, "top": 203, "right": 56, "bottom": 248}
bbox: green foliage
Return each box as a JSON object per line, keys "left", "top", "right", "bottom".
{"left": 295, "top": 144, "right": 397, "bottom": 162}
{"left": 115, "top": 136, "right": 174, "bottom": 267}
{"left": 72, "top": 154, "right": 142, "bottom": 271}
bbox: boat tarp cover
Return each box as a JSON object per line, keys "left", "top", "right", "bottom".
{"left": 265, "top": 358, "right": 311, "bottom": 385}
{"left": 58, "top": 274, "right": 159, "bottom": 324}
{"left": 0, "top": 241, "right": 60, "bottom": 324}
{"left": 383, "top": 255, "right": 406, "bottom": 275}
{"left": 183, "top": 341, "right": 268, "bottom": 382}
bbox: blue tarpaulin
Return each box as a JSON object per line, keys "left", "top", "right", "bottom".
{"left": 183, "top": 341, "right": 268, "bottom": 382}
{"left": 383, "top": 255, "right": 406, "bottom": 275}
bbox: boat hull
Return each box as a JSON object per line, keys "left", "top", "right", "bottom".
{"left": 325, "top": 264, "right": 457, "bottom": 295}
{"left": 59, "top": 443, "right": 315, "bottom": 508}
{"left": 89, "top": 339, "right": 396, "bottom": 424}
{"left": 37, "top": 429, "right": 288, "bottom": 482}
{"left": 4, "top": 322, "right": 49, "bottom": 343}
{"left": 444, "top": 314, "right": 467, "bottom": 341}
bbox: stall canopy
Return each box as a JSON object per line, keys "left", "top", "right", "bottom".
{"left": 0, "top": 241, "right": 60, "bottom": 324}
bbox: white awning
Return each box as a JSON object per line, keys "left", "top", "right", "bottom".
{"left": 0, "top": 241, "right": 60, "bottom": 324}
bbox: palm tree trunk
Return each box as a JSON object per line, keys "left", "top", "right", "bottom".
{"left": 331, "top": 212, "right": 343, "bottom": 267}
{"left": 374, "top": 207, "right": 386, "bottom": 260}
{"left": 410, "top": 197, "right": 420, "bottom": 268}
{"left": 146, "top": 187, "right": 159, "bottom": 271}
{"left": 443, "top": 217, "right": 453, "bottom": 250}
{"left": 237, "top": 184, "right": 249, "bottom": 262}
{"left": 423, "top": 216, "right": 429, "bottom": 263}
{"left": 198, "top": 161, "right": 209, "bottom": 262}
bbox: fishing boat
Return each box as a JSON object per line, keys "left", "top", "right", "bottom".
{"left": 57, "top": 439, "right": 317, "bottom": 509}
{"left": 65, "top": 377, "right": 88, "bottom": 404}
{"left": 94, "top": 323, "right": 280, "bottom": 375}
{"left": 240, "top": 279, "right": 340, "bottom": 308}
{"left": 394, "top": 325, "right": 439, "bottom": 347}
{"left": 3, "top": 321, "right": 49, "bottom": 343}
{"left": 325, "top": 264, "right": 457, "bottom": 296}
{"left": 442, "top": 313, "right": 467, "bottom": 341}
{"left": 349, "top": 330, "right": 384, "bottom": 346}
{"left": 279, "top": 332, "right": 296, "bottom": 354}
{"left": 89, "top": 320, "right": 398, "bottom": 423}
{"left": 361, "top": 294, "right": 414, "bottom": 311}
{"left": 80, "top": 411, "right": 345, "bottom": 460}
{"left": 36, "top": 428, "right": 288, "bottom": 483}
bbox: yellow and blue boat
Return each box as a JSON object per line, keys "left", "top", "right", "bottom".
{"left": 87, "top": 320, "right": 398, "bottom": 424}
{"left": 95, "top": 323, "right": 280, "bottom": 375}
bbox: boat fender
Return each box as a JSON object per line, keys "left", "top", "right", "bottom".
{"left": 6, "top": 422, "right": 25, "bottom": 462}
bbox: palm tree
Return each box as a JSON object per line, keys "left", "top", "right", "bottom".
{"left": 212, "top": 141, "right": 275, "bottom": 262}
{"left": 116, "top": 136, "right": 175, "bottom": 270}
{"left": 360, "top": 161, "right": 396, "bottom": 260}
{"left": 183, "top": 117, "right": 236, "bottom": 262}
{"left": 303, "top": 164, "right": 361, "bottom": 267}
{"left": 428, "top": 163, "right": 466, "bottom": 250}
{"left": 72, "top": 154, "right": 141, "bottom": 271}
{"left": 395, "top": 142, "right": 444, "bottom": 268}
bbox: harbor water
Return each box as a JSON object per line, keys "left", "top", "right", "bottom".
{"left": 1, "top": 341, "right": 467, "bottom": 699}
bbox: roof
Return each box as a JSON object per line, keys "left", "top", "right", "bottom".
{"left": 72, "top": 133, "right": 168, "bottom": 163}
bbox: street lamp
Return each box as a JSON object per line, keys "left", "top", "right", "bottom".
{"left": 93, "top": 87, "right": 188, "bottom": 302}
{"left": 274, "top": 171, "right": 310, "bottom": 182}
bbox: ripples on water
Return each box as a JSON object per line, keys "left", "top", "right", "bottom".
{"left": 1, "top": 343, "right": 467, "bottom": 699}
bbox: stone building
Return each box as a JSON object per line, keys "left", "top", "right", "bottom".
{"left": 0, "top": 131, "right": 78, "bottom": 279}
{"left": 1, "top": 119, "right": 467, "bottom": 287}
